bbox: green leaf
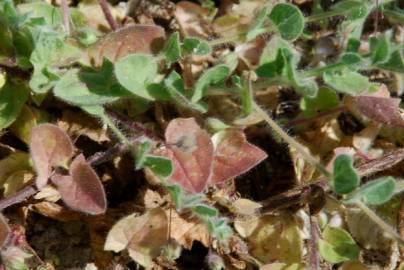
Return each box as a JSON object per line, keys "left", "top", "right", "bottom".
{"left": 269, "top": 3, "right": 304, "bottom": 40}
{"left": 114, "top": 54, "right": 158, "bottom": 100}
{"left": 300, "top": 87, "right": 339, "bottom": 117}
{"left": 147, "top": 83, "right": 171, "bottom": 101}
{"left": 340, "top": 52, "right": 364, "bottom": 69}
{"left": 18, "top": 2, "right": 62, "bottom": 28}
{"left": 377, "top": 49, "right": 404, "bottom": 73}
{"left": 0, "top": 79, "right": 30, "bottom": 130}
{"left": 246, "top": 7, "right": 269, "bottom": 41}
{"left": 323, "top": 70, "right": 371, "bottom": 95}
{"left": 369, "top": 34, "right": 390, "bottom": 64}
{"left": 163, "top": 32, "right": 181, "bottom": 65}
{"left": 256, "top": 46, "right": 287, "bottom": 78}
{"left": 206, "top": 218, "right": 233, "bottom": 240}
{"left": 257, "top": 44, "right": 318, "bottom": 97}
{"left": 182, "top": 194, "right": 205, "bottom": 209}
{"left": 318, "top": 226, "right": 359, "bottom": 263}
{"left": 29, "top": 27, "right": 79, "bottom": 94}
{"left": 192, "top": 64, "right": 230, "bottom": 102}
{"left": 286, "top": 64, "right": 318, "bottom": 98}
{"left": 331, "top": 0, "right": 368, "bottom": 20}
{"left": 166, "top": 184, "right": 183, "bottom": 210}
{"left": 164, "top": 71, "right": 207, "bottom": 113}
{"left": 332, "top": 154, "right": 360, "bottom": 195}
{"left": 54, "top": 61, "right": 129, "bottom": 106}
{"left": 182, "top": 37, "right": 212, "bottom": 55}
{"left": 347, "top": 38, "right": 361, "bottom": 52}
{"left": 54, "top": 69, "right": 116, "bottom": 105}
{"left": 75, "top": 27, "right": 98, "bottom": 47}
{"left": 192, "top": 204, "right": 218, "bottom": 219}
{"left": 144, "top": 156, "right": 173, "bottom": 178}
{"left": 134, "top": 140, "right": 152, "bottom": 170}
{"left": 346, "top": 177, "right": 396, "bottom": 205}
{"left": 81, "top": 105, "right": 105, "bottom": 117}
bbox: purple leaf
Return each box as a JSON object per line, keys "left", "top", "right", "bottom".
{"left": 354, "top": 96, "right": 404, "bottom": 128}
{"left": 51, "top": 154, "right": 107, "bottom": 215}
{"left": 159, "top": 118, "right": 214, "bottom": 193}
{"left": 30, "top": 124, "right": 74, "bottom": 189}
{"left": 210, "top": 130, "right": 267, "bottom": 184}
{"left": 87, "top": 25, "right": 165, "bottom": 67}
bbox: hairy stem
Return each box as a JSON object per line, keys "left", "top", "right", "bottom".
{"left": 98, "top": 0, "right": 118, "bottom": 31}
{"left": 100, "top": 113, "right": 137, "bottom": 158}
{"left": 252, "top": 102, "right": 331, "bottom": 177}
{"left": 356, "top": 201, "right": 404, "bottom": 246}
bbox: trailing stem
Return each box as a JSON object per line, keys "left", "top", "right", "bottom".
{"left": 99, "top": 113, "right": 138, "bottom": 159}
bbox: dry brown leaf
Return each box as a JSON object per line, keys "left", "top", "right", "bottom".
{"left": 231, "top": 198, "right": 262, "bottom": 216}
{"left": 346, "top": 208, "right": 399, "bottom": 269}
{"left": 353, "top": 122, "right": 381, "bottom": 152}
{"left": 244, "top": 214, "right": 304, "bottom": 264}
{"left": 58, "top": 110, "right": 109, "bottom": 143}
{"left": 104, "top": 207, "right": 168, "bottom": 267}
{"left": 33, "top": 185, "right": 61, "bottom": 202}
{"left": 175, "top": 1, "right": 212, "bottom": 38}
{"left": 0, "top": 151, "right": 32, "bottom": 195}
{"left": 3, "top": 170, "right": 34, "bottom": 197}
{"left": 142, "top": 189, "right": 169, "bottom": 209}
{"left": 339, "top": 261, "right": 377, "bottom": 270}
{"left": 234, "top": 216, "right": 260, "bottom": 238}
{"left": 30, "top": 201, "right": 82, "bottom": 222}
{"left": 10, "top": 105, "right": 48, "bottom": 145}
{"left": 168, "top": 210, "right": 210, "bottom": 249}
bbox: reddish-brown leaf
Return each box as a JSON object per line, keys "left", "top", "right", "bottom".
{"left": 161, "top": 118, "right": 214, "bottom": 193}
{"left": 210, "top": 130, "right": 267, "bottom": 184}
{"left": 51, "top": 154, "right": 106, "bottom": 215}
{"left": 30, "top": 124, "right": 74, "bottom": 189}
{"left": 87, "top": 25, "right": 165, "bottom": 66}
{"left": 0, "top": 213, "right": 10, "bottom": 248}
{"left": 354, "top": 96, "right": 404, "bottom": 128}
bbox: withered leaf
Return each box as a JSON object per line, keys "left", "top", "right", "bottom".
{"left": 211, "top": 130, "right": 267, "bottom": 184}
{"left": 162, "top": 118, "right": 214, "bottom": 193}
{"left": 51, "top": 154, "right": 107, "bottom": 215}
{"left": 30, "top": 124, "right": 74, "bottom": 189}
{"left": 354, "top": 96, "right": 404, "bottom": 128}
{"left": 87, "top": 25, "right": 165, "bottom": 67}
{"left": 104, "top": 207, "right": 168, "bottom": 267}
